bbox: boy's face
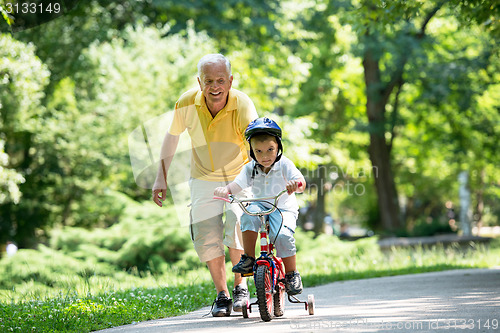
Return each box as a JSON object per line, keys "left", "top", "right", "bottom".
{"left": 251, "top": 137, "right": 278, "bottom": 170}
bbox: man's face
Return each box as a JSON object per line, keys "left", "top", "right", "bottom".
{"left": 197, "top": 61, "right": 233, "bottom": 112}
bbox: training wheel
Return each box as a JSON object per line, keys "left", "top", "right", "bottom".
{"left": 307, "top": 294, "right": 315, "bottom": 315}
{"left": 242, "top": 300, "right": 249, "bottom": 318}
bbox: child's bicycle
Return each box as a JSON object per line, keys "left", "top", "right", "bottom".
{"left": 214, "top": 185, "right": 314, "bottom": 322}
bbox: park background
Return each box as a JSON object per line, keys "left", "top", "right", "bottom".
{"left": 0, "top": 0, "right": 499, "bottom": 331}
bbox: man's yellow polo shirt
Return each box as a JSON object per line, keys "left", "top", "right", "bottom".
{"left": 169, "top": 88, "right": 258, "bottom": 182}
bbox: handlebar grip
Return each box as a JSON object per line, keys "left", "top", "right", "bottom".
{"left": 213, "top": 196, "right": 231, "bottom": 203}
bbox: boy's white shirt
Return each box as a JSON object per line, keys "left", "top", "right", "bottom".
{"left": 233, "top": 155, "right": 303, "bottom": 213}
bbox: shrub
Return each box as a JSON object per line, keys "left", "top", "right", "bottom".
{"left": 0, "top": 245, "right": 114, "bottom": 290}
{"left": 49, "top": 198, "right": 192, "bottom": 274}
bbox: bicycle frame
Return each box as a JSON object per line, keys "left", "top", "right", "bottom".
{"left": 254, "top": 212, "right": 285, "bottom": 292}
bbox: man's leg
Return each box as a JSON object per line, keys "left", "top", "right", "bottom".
{"left": 188, "top": 178, "right": 232, "bottom": 316}
{"left": 224, "top": 190, "right": 254, "bottom": 312}
{"left": 206, "top": 255, "right": 229, "bottom": 296}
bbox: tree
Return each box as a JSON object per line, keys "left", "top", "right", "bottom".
{"left": 399, "top": 19, "right": 500, "bottom": 234}
{"left": 0, "top": 0, "right": 284, "bottom": 246}
{"left": 292, "top": 0, "right": 499, "bottom": 232}
{"left": 14, "top": 0, "right": 281, "bottom": 92}
{"left": 0, "top": 33, "right": 50, "bottom": 245}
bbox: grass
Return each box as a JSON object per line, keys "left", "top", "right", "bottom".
{"left": 1, "top": 232, "right": 499, "bottom": 332}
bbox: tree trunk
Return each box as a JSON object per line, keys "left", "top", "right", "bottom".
{"left": 363, "top": 47, "right": 401, "bottom": 232}
{"left": 458, "top": 171, "right": 472, "bottom": 236}
{"left": 368, "top": 135, "right": 401, "bottom": 231}
{"left": 312, "top": 165, "right": 327, "bottom": 235}
{"left": 474, "top": 168, "right": 485, "bottom": 234}
{"left": 359, "top": 3, "right": 444, "bottom": 232}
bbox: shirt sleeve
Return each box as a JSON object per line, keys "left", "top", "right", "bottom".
{"left": 168, "top": 99, "right": 187, "bottom": 136}
{"left": 282, "top": 157, "right": 304, "bottom": 182}
{"left": 233, "top": 163, "right": 252, "bottom": 190}
{"left": 236, "top": 92, "right": 258, "bottom": 150}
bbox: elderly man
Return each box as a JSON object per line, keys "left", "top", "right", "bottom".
{"left": 152, "top": 54, "right": 257, "bottom": 317}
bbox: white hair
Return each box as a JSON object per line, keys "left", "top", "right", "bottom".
{"left": 197, "top": 54, "right": 232, "bottom": 77}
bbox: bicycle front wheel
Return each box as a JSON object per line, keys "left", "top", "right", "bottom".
{"left": 255, "top": 264, "right": 274, "bottom": 321}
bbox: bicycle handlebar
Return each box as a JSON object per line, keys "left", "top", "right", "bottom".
{"left": 213, "top": 181, "right": 303, "bottom": 217}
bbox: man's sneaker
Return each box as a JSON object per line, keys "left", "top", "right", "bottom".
{"left": 211, "top": 291, "right": 232, "bottom": 317}
{"left": 232, "top": 254, "right": 255, "bottom": 274}
{"left": 285, "top": 271, "right": 303, "bottom": 295}
{"left": 232, "top": 285, "right": 249, "bottom": 312}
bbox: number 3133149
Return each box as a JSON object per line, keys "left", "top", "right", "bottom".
{"left": 5, "top": 2, "right": 61, "bottom": 14}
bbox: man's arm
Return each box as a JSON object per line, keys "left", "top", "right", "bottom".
{"left": 152, "top": 132, "right": 180, "bottom": 207}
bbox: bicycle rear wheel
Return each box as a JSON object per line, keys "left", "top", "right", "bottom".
{"left": 255, "top": 265, "right": 274, "bottom": 321}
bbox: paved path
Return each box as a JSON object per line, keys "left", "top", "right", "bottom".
{"left": 97, "top": 268, "right": 500, "bottom": 332}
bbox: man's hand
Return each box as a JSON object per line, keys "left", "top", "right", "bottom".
{"left": 214, "top": 186, "right": 230, "bottom": 198}
{"left": 153, "top": 188, "right": 167, "bottom": 207}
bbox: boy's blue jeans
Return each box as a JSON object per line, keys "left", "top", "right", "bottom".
{"left": 240, "top": 202, "right": 297, "bottom": 258}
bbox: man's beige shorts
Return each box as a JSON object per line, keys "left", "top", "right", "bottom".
{"left": 188, "top": 178, "right": 250, "bottom": 263}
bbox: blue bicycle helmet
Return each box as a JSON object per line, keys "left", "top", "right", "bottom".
{"left": 245, "top": 117, "right": 283, "bottom": 164}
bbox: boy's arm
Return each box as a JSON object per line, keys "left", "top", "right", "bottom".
{"left": 214, "top": 182, "right": 243, "bottom": 198}
{"left": 228, "top": 182, "right": 243, "bottom": 195}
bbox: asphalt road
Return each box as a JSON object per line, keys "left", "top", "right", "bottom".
{"left": 97, "top": 268, "right": 500, "bottom": 333}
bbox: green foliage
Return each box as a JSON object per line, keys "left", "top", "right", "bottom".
{"left": 0, "top": 245, "right": 114, "bottom": 290}
{"left": 287, "top": 0, "right": 500, "bottom": 232}
{"left": 0, "top": 0, "right": 498, "bottom": 253}
{"left": 0, "top": 33, "right": 50, "bottom": 244}
{"left": 0, "top": 139, "right": 24, "bottom": 204}
{"left": 74, "top": 23, "right": 214, "bottom": 201}
{"left": 396, "top": 218, "right": 454, "bottom": 237}
{"left": 0, "top": 281, "right": 216, "bottom": 332}
{"left": 49, "top": 195, "right": 192, "bottom": 273}
{"left": 1, "top": 24, "right": 217, "bottom": 247}
{"left": 0, "top": 1, "right": 12, "bottom": 32}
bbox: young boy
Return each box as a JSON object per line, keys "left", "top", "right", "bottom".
{"left": 214, "top": 117, "right": 306, "bottom": 295}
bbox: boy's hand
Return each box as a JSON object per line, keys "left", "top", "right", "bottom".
{"left": 286, "top": 180, "right": 300, "bottom": 195}
{"left": 214, "top": 186, "right": 230, "bottom": 198}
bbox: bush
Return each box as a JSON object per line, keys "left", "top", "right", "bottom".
{"left": 0, "top": 245, "right": 114, "bottom": 290}
{"left": 49, "top": 197, "right": 192, "bottom": 274}
{"left": 396, "top": 217, "right": 454, "bottom": 237}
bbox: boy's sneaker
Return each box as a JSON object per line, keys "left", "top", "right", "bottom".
{"left": 232, "top": 254, "right": 255, "bottom": 274}
{"left": 232, "top": 285, "right": 249, "bottom": 312}
{"left": 211, "top": 291, "right": 232, "bottom": 317}
{"left": 285, "top": 271, "right": 303, "bottom": 295}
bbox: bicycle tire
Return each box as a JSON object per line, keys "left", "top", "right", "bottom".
{"left": 242, "top": 299, "right": 249, "bottom": 318}
{"left": 255, "top": 265, "right": 274, "bottom": 321}
{"left": 307, "top": 294, "right": 315, "bottom": 315}
{"left": 273, "top": 281, "right": 285, "bottom": 317}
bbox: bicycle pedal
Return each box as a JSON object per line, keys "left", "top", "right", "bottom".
{"left": 241, "top": 272, "right": 253, "bottom": 277}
